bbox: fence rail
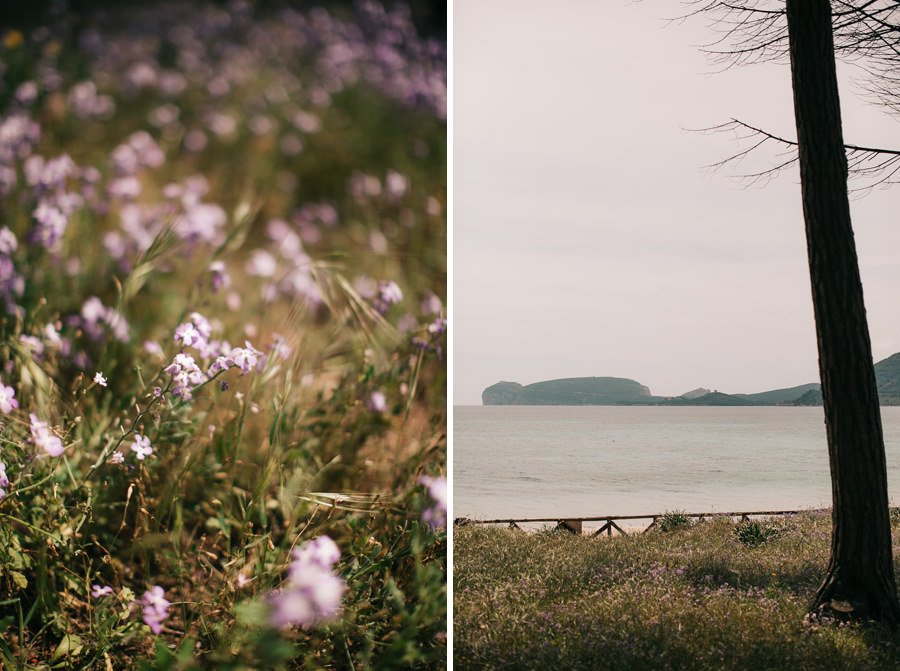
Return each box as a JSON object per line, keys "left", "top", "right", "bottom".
{"left": 454, "top": 508, "right": 830, "bottom": 537}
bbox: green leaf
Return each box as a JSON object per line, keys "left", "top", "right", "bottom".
{"left": 9, "top": 571, "right": 27, "bottom": 590}
{"left": 51, "top": 633, "right": 84, "bottom": 660}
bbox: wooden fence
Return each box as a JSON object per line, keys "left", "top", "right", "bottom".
{"left": 453, "top": 508, "right": 830, "bottom": 537}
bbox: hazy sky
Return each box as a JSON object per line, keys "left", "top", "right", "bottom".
{"left": 453, "top": 0, "right": 900, "bottom": 405}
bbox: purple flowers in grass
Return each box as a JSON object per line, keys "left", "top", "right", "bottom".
{"left": 419, "top": 475, "right": 447, "bottom": 530}
{"left": 26, "top": 154, "right": 82, "bottom": 252}
{"left": 0, "top": 378, "right": 18, "bottom": 414}
{"left": 140, "top": 586, "right": 170, "bottom": 634}
{"left": 131, "top": 434, "right": 153, "bottom": 461}
{"left": 166, "top": 311, "right": 263, "bottom": 399}
{"left": 164, "top": 353, "right": 206, "bottom": 401}
{"left": 270, "top": 536, "right": 346, "bottom": 628}
{"left": 30, "top": 414, "right": 64, "bottom": 457}
{"left": 80, "top": 296, "right": 130, "bottom": 343}
{"left": 91, "top": 585, "right": 114, "bottom": 598}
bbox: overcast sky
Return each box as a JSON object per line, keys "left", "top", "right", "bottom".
{"left": 453, "top": 0, "right": 900, "bottom": 405}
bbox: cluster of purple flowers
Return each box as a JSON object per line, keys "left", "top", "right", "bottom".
{"left": 0, "top": 378, "right": 64, "bottom": 459}
{"left": 163, "top": 312, "right": 262, "bottom": 400}
{"left": 270, "top": 536, "right": 346, "bottom": 628}
{"left": 28, "top": 154, "right": 82, "bottom": 252}
{"left": 79, "top": 296, "right": 130, "bottom": 343}
{"left": 90, "top": 584, "right": 171, "bottom": 635}
{"left": 163, "top": 352, "right": 208, "bottom": 401}
{"left": 68, "top": 80, "right": 116, "bottom": 120}
{"left": 0, "top": 113, "right": 41, "bottom": 195}
{"left": 140, "top": 586, "right": 171, "bottom": 634}
{"left": 243, "top": 219, "right": 321, "bottom": 308}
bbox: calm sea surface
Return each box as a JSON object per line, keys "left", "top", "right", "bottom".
{"left": 454, "top": 405, "right": 900, "bottom": 521}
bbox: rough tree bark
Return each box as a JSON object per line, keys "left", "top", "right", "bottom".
{"left": 785, "top": 0, "right": 900, "bottom": 623}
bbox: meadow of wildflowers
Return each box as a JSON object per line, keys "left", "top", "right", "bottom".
{"left": 455, "top": 515, "right": 900, "bottom": 670}
{"left": 0, "top": 1, "right": 446, "bottom": 667}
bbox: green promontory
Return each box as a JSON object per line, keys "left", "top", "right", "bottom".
{"left": 482, "top": 377, "right": 652, "bottom": 406}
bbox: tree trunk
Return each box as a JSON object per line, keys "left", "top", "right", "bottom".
{"left": 785, "top": 0, "right": 900, "bottom": 623}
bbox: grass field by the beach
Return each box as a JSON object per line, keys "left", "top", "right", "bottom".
{"left": 454, "top": 513, "right": 900, "bottom": 670}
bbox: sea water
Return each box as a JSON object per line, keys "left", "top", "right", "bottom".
{"left": 454, "top": 405, "right": 900, "bottom": 522}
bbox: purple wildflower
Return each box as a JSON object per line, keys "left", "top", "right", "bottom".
{"left": 30, "top": 414, "right": 63, "bottom": 457}
{"left": 174, "top": 313, "right": 212, "bottom": 350}
{"left": 173, "top": 201, "right": 226, "bottom": 246}
{"left": 174, "top": 322, "right": 203, "bottom": 348}
{"left": 0, "top": 461, "right": 8, "bottom": 499}
{"left": 270, "top": 536, "right": 345, "bottom": 628}
{"left": 144, "top": 340, "right": 164, "bottom": 358}
{"left": 290, "top": 536, "right": 341, "bottom": 571}
{"left": 419, "top": 475, "right": 447, "bottom": 530}
{"left": 367, "top": 391, "right": 388, "bottom": 414}
{"left": 379, "top": 281, "right": 403, "bottom": 305}
{"left": 131, "top": 434, "right": 153, "bottom": 461}
{"left": 91, "top": 585, "right": 114, "bottom": 598}
{"left": 80, "top": 297, "right": 130, "bottom": 342}
{"left": 139, "top": 586, "right": 170, "bottom": 634}
{"left": 246, "top": 249, "right": 278, "bottom": 278}
{"left": 384, "top": 170, "right": 409, "bottom": 200}
{"left": 231, "top": 342, "right": 262, "bottom": 374}
{"left": 0, "top": 227, "right": 18, "bottom": 255}
{"left": 32, "top": 200, "right": 68, "bottom": 249}
{"left": 373, "top": 280, "right": 403, "bottom": 314}
{"left": 208, "top": 354, "right": 233, "bottom": 375}
{"left": 0, "top": 379, "right": 18, "bottom": 414}
{"left": 427, "top": 315, "right": 447, "bottom": 336}
{"left": 209, "top": 261, "right": 231, "bottom": 292}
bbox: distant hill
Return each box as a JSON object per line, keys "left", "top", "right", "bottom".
{"left": 679, "top": 387, "right": 711, "bottom": 400}
{"left": 793, "top": 388, "right": 823, "bottom": 406}
{"left": 482, "top": 377, "right": 653, "bottom": 406}
{"left": 482, "top": 352, "right": 900, "bottom": 406}
{"left": 735, "top": 383, "right": 821, "bottom": 405}
{"left": 789, "top": 353, "right": 900, "bottom": 406}
{"left": 876, "top": 353, "right": 900, "bottom": 402}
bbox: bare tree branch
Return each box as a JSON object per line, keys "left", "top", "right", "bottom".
{"left": 694, "top": 118, "right": 900, "bottom": 193}
{"left": 683, "top": 1, "right": 900, "bottom": 191}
